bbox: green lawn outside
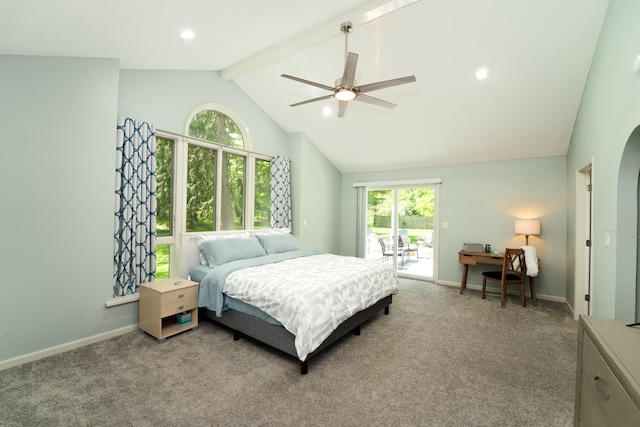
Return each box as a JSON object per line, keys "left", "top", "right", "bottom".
{"left": 156, "top": 244, "right": 169, "bottom": 279}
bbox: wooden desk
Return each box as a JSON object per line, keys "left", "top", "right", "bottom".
{"left": 458, "top": 250, "right": 537, "bottom": 306}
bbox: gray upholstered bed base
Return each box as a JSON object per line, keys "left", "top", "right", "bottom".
{"left": 200, "top": 294, "right": 393, "bottom": 374}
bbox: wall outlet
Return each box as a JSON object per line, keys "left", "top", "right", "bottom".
{"left": 604, "top": 233, "right": 610, "bottom": 247}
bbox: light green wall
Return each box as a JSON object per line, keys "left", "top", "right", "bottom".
{"left": 289, "top": 132, "right": 342, "bottom": 254}
{"left": 117, "top": 70, "right": 342, "bottom": 254}
{"left": 566, "top": 0, "right": 640, "bottom": 321}
{"left": 117, "top": 70, "right": 289, "bottom": 156}
{"left": 0, "top": 63, "right": 296, "bottom": 363}
{"left": 341, "top": 156, "right": 568, "bottom": 299}
{"left": 0, "top": 55, "right": 121, "bottom": 361}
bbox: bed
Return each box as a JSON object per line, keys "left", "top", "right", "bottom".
{"left": 179, "top": 230, "right": 399, "bottom": 374}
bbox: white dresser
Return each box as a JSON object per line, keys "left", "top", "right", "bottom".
{"left": 575, "top": 315, "right": 640, "bottom": 426}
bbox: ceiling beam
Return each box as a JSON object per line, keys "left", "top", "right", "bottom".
{"left": 219, "top": 0, "right": 422, "bottom": 81}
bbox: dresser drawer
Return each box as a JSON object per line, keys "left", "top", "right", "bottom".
{"left": 579, "top": 373, "right": 607, "bottom": 427}
{"left": 160, "top": 296, "right": 198, "bottom": 317}
{"left": 160, "top": 286, "right": 198, "bottom": 306}
{"left": 581, "top": 333, "right": 640, "bottom": 426}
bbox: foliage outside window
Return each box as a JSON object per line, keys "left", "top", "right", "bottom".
{"left": 156, "top": 137, "right": 174, "bottom": 237}
{"left": 154, "top": 106, "right": 271, "bottom": 277}
{"left": 156, "top": 245, "right": 170, "bottom": 279}
{"left": 188, "top": 110, "right": 244, "bottom": 149}
{"left": 254, "top": 159, "right": 271, "bottom": 228}
{"left": 368, "top": 188, "right": 435, "bottom": 236}
{"left": 221, "top": 152, "right": 245, "bottom": 230}
{"left": 156, "top": 138, "right": 174, "bottom": 277}
{"left": 186, "top": 145, "right": 216, "bottom": 232}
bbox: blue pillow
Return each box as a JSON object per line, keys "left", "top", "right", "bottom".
{"left": 257, "top": 233, "right": 300, "bottom": 255}
{"left": 199, "top": 236, "right": 266, "bottom": 268}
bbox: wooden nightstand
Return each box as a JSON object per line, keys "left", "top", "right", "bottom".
{"left": 139, "top": 277, "right": 199, "bottom": 342}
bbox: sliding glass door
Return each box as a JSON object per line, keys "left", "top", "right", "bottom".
{"left": 364, "top": 185, "right": 437, "bottom": 280}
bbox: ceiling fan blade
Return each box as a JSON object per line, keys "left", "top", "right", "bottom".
{"left": 341, "top": 52, "right": 358, "bottom": 87}
{"left": 358, "top": 75, "right": 416, "bottom": 93}
{"left": 290, "top": 94, "right": 334, "bottom": 107}
{"left": 338, "top": 101, "right": 349, "bottom": 117}
{"left": 356, "top": 94, "right": 397, "bottom": 109}
{"left": 281, "top": 74, "right": 335, "bottom": 92}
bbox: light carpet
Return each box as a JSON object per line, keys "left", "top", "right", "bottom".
{"left": 0, "top": 280, "right": 578, "bottom": 426}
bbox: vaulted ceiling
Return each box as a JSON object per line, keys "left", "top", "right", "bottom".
{"left": 0, "top": 0, "right": 609, "bottom": 173}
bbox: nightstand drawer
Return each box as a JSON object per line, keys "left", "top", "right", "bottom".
{"left": 160, "top": 296, "right": 198, "bottom": 317}
{"left": 160, "top": 286, "right": 198, "bottom": 306}
{"left": 581, "top": 334, "right": 640, "bottom": 425}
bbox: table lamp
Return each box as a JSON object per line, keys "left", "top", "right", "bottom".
{"left": 515, "top": 219, "right": 540, "bottom": 245}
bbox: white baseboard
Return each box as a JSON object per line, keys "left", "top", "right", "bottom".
{"left": 0, "top": 324, "right": 139, "bottom": 372}
{"left": 436, "top": 280, "right": 567, "bottom": 304}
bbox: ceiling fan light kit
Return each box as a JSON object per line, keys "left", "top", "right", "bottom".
{"left": 281, "top": 21, "right": 416, "bottom": 117}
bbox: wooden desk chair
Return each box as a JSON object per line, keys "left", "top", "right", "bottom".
{"left": 481, "top": 248, "right": 527, "bottom": 308}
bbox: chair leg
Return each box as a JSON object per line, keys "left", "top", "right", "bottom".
{"left": 529, "top": 277, "right": 537, "bottom": 307}
{"left": 520, "top": 283, "right": 525, "bottom": 307}
{"left": 482, "top": 277, "right": 487, "bottom": 299}
{"left": 501, "top": 283, "right": 506, "bottom": 308}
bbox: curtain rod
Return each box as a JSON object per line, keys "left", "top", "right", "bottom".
{"left": 353, "top": 178, "right": 443, "bottom": 187}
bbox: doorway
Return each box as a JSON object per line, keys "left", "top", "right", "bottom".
{"left": 364, "top": 185, "right": 438, "bottom": 280}
{"left": 574, "top": 162, "right": 593, "bottom": 318}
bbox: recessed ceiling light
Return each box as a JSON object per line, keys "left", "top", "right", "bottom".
{"left": 475, "top": 67, "right": 490, "bottom": 80}
{"left": 180, "top": 29, "right": 196, "bottom": 40}
{"left": 322, "top": 107, "right": 332, "bottom": 116}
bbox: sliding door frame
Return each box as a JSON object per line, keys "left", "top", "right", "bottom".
{"left": 354, "top": 178, "right": 441, "bottom": 281}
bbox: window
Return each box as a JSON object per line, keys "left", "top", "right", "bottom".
{"left": 221, "top": 152, "right": 245, "bottom": 230}
{"left": 254, "top": 158, "right": 271, "bottom": 229}
{"left": 156, "top": 136, "right": 175, "bottom": 279}
{"left": 154, "top": 104, "right": 272, "bottom": 277}
{"left": 188, "top": 109, "right": 244, "bottom": 149}
{"left": 186, "top": 144, "right": 216, "bottom": 232}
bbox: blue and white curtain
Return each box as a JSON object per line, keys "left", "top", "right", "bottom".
{"left": 113, "top": 117, "right": 157, "bottom": 297}
{"left": 270, "top": 156, "right": 291, "bottom": 229}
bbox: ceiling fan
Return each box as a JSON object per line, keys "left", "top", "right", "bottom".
{"left": 281, "top": 22, "right": 416, "bottom": 118}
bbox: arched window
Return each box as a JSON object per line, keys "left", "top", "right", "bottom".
{"left": 186, "top": 104, "right": 249, "bottom": 149}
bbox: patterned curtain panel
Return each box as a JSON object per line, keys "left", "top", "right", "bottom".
{"left": 270, "top": 156, "right": 292, "bottom": 229}
{"left": 113, "top": 117, "right": 157, "bottom": 297}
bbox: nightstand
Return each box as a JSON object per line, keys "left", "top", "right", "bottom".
{"left": 139, "top": 277, "right": 199, "bottom": 342}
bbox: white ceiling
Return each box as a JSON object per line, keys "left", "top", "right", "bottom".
{"left": 0, "top": 0, "right": 610, "bottom": 173}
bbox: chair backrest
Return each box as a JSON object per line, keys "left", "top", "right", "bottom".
{"left": 503, "top": 248, "right": 526, "bottom": 281}
{"left": 400, "top": 235, "right": 411, "bottom": 248}
{"left": 378, "top": 236, "right": 391, "bottom": 252}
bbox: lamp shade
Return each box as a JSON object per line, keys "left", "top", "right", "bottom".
{"left": 515, "top": 219, "right": 541, "bottom": 236}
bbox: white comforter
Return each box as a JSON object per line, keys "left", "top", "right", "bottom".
{"left": 222, "top": 253, "right": 399, "bottom": 361}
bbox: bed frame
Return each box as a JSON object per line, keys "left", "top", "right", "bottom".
{"left": 179, "top": 231, "right": 394, "bottom": 374}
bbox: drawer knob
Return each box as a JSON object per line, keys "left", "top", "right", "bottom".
{"left": 178, "top": 305, "right": 184, "bottom": 310}
{"left": 594, "top": 375, "right": 610, "bottom": 400}
{"left": 178, "top": 294, "right": 184, "bottom": 298}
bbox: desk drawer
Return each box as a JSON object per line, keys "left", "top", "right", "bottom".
{"left": 459, "top": 253, "right": 477, "bottom": 265}
{"left": 581, "top": 333, "right": 640, "bottom": 426}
